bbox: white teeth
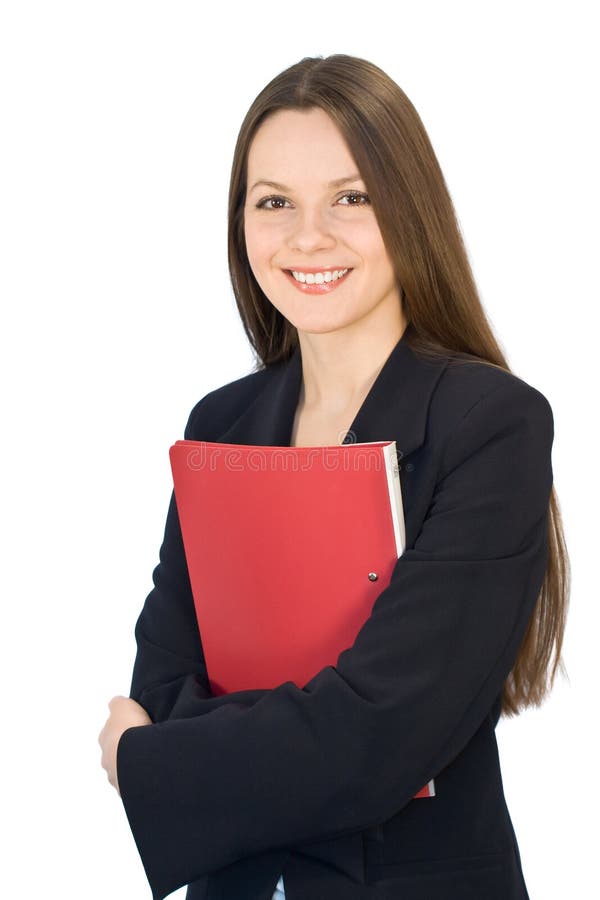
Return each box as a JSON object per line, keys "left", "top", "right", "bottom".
{"left": 291, "top": 268, "right": 349, "bottom": 284}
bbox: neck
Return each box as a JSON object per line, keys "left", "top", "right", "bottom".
{"left": 296, "top": 315, "right": 408, "bottom": 417}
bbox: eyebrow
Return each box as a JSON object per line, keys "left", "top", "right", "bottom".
{"left": 248, "top": 173, "right": 363, "bottom": 194}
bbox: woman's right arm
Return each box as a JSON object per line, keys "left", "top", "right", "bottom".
{"left": 128, "top": 484, "right": 214, "bottom": 723}
{"left": 129, "top": 396, "right": 272, "bottom": 723}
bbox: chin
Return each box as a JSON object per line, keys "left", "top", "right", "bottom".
{"left": 290, "top": 313, "right": 361, "bottom": 336}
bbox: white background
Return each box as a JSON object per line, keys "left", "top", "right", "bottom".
{"left": 1, "top": 1, "right": 597, "bottom": 897}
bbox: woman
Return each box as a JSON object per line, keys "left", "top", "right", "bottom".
{"left": 99, "top": 54, "right": 569, "bottom": 899}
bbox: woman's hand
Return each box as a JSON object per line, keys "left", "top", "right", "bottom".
{"left": 98, "top": 695, "right": 152, "bottom": 796}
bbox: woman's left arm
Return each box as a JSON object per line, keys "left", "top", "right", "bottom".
{"left": 117, "top": 379, "right": 554, "bottom": 900}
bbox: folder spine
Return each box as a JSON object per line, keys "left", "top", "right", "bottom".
{"left": 382, "top": 441, "right": 406, "bottom": 558}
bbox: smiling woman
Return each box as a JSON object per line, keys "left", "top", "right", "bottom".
{"left": 100, "top": 53, "right": 570, "bottom": 900}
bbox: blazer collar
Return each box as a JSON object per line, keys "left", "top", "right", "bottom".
{"left": 216, "top": 328, "right": 449, "bottom": 458}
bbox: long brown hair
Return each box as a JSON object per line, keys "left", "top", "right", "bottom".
{"left": 227, "top": 53, "right": 570, "bottom": 717}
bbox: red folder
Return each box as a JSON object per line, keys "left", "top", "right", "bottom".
{"left": 169, "top": 439, "right": 435, "bottom": 800}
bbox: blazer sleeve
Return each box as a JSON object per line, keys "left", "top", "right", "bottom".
{"left": 125, "top": 401, "right": 214, "bottom": 723}
{"left": 127, "top": 398, "right": 274, "bottom": 724}
{"left": 117, "top": 378, "right": 554, "bottom": 900}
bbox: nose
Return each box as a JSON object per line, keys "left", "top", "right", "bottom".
{"left": 287, "top": 206, "right": 337, "bottom": 254}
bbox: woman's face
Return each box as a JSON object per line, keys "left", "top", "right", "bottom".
{"left": 243, "top": 107, "right": 402, "bottom": 337}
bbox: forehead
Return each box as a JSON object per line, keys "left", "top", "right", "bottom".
{"left": 247, "top": 108, "right": 359, "bottom": 180}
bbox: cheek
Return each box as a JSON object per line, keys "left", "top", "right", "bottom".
{"left": 243, "top": 220, "right": 258, "bottom": 266}
{"left": 244, "top": 218, "right": 280, "bottom": 267}
{"left": 340, "top": 218, "right": 388, "bottom": 257}
{"left": 362, "top": 231, "right": 395, "bottom": 278}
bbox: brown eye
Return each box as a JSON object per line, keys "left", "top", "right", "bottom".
{"left": 256, "top": 196, "right": 289, "bottom": 210}
{"left": 338, "top": 191, "right": 370, "bottom": 206}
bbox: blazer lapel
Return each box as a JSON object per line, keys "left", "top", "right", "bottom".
{"left": 216, "top": 328, "right": 448, "bottom": 460}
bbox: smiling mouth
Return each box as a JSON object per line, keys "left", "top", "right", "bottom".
{"left": 283, "top": 268, "right": 354, "bottom": 293}
{"left": 285, "top": 268, "right": 353, "bottom": 285}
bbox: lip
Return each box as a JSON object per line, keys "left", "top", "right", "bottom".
{"left": 283, "top": 268, "right": 353, "bottom": 294}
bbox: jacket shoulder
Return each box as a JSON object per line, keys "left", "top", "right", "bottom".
{"left": 428, "top": 352, "right": 554, "bottom": 437}
{"left": 183, "top": 362, "right": 278, "bottom": 440}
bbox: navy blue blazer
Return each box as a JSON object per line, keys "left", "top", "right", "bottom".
{"left": 117, "top": 329, "right": 554, "bottom": 900}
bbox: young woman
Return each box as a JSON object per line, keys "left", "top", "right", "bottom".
{"left": 99, "top": 54, "right": 570, "bottom": 900}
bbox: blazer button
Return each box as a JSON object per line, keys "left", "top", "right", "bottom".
{"left": 405, "top": 462, "right": 414, "bottom": 472}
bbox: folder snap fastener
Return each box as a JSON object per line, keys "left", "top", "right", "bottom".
{"left": 368, "top": 572, "right": 378, "bottom": 581}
